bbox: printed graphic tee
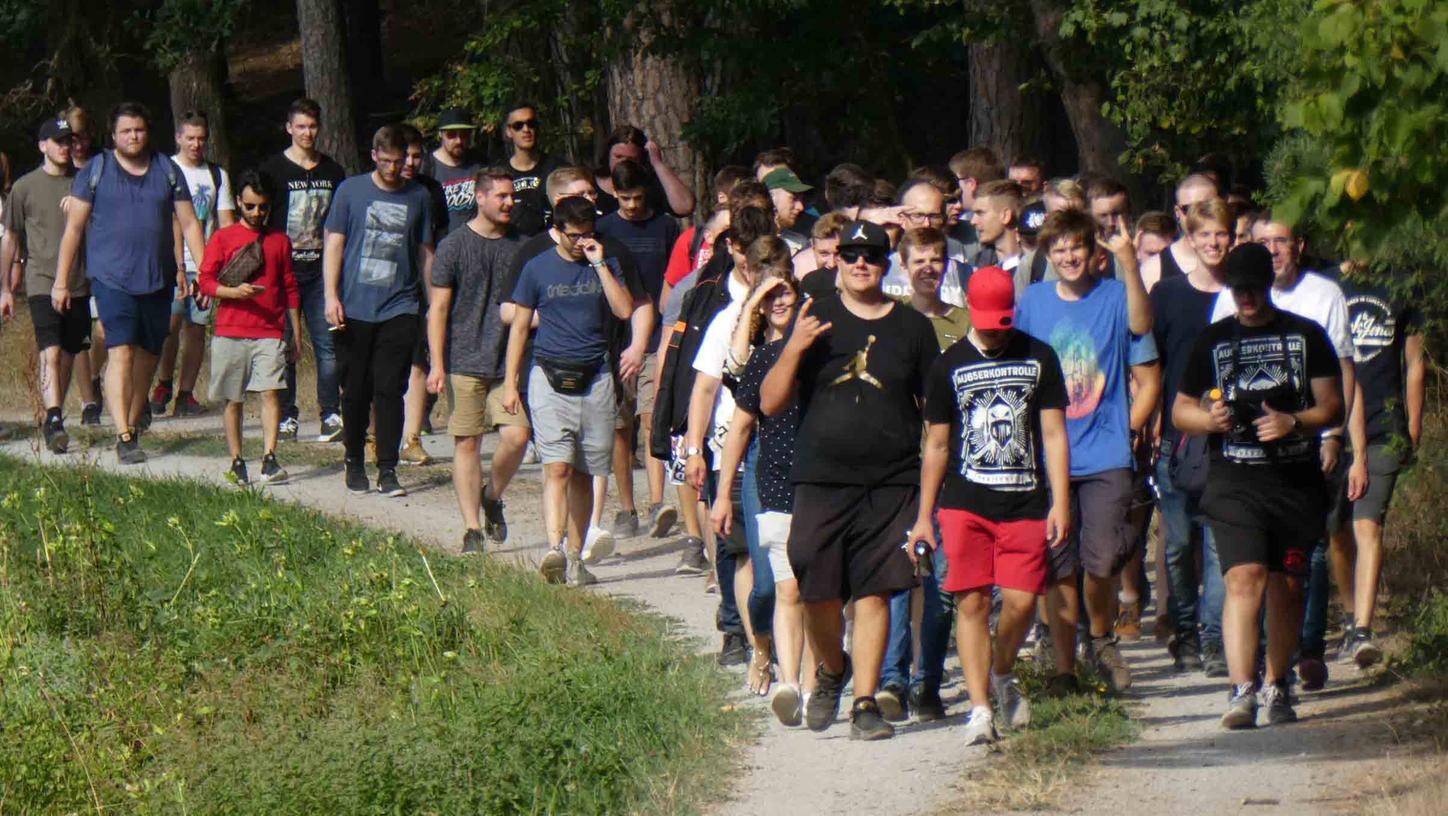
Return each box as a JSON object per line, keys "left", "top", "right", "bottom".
{"left": 172, "top": 158, "right": 234, "bottom": 272}
{"left": 428, "top": 158, "right": 480, "bottom": 236}
{"left": 260, "top": 151, "right": 347, "bottom": 284}
{"left": 323, "top": 174, "right": 435, "bottom": 323}
{"left": 1340, "top": 278, "right": 1422, "bottom": 444}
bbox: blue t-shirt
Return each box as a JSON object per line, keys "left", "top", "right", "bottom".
{"left": 323, "top": 174, "right": 435, "bottom": 323}
{"left": 597, "top": 211, "right": 679, "bottom": 350}
{"left": 510, "top": 249, "right": 618, "bottom": 363}
{"left": 73, "top": 152, "right": 189, "bottom": 295}
{"left": 1017, "top": 278, "right": 1155, "bottom": 477}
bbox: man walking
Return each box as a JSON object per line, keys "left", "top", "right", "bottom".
{"left": 425, "top": 109, "right": 481, "bottom": 235}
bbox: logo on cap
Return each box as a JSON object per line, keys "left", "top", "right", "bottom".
{"left": 851, "top": 224, "right": 868, "bottom": 241}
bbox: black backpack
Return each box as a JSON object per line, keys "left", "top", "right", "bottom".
{"left": 649, "top": 267, "right": 735, "bottom": 460}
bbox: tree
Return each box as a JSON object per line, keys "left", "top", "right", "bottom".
{"left": 1026, "top": 0, "right": 1131, "bottom": 183}
{"left": 967, "top": 40, "right": 1039, "bottom": 164}
{"left": 296, "top": 0, "right": 362, "bottom": 172}
{"left": 142, "top": 0, "right": 245, "bottom": 167}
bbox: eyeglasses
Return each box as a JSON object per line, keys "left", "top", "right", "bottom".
{"left": 508, "top": 119, "right": 539, "bottom": 132}
{"left": 902, "top": 211, "right": 945, "bottom": 226}
{"left": 375, "top": 157, "right": 404, "bottom": 168}
{"left": 560, "top": 230, "right": 595, "bottom": 242}
{"left": 838, "top": 248, "right": 886, "bottom": 266}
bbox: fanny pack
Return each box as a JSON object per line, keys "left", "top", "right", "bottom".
{"left": 539, "top": 357, "right": 603, "bottom": 395}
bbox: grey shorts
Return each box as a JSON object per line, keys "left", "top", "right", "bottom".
{"left": 1330, "top": 444, "right": 1405, "bottom": 529}
{"left": 208, "top": 336, "right": 287, "bottom": 403}
{"left": 1049, "top": 468, "right": 1135, "bottom": 581}
{"left": 527, "top": 365, "right": 616, "bottom": 475}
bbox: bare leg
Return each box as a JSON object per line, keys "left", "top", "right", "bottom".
{"left": 106, "top": 345, "right": 136, "bottom": 432}
{"left": 565, "top": 469, "right": 593, "bottom": 559}
{"left": 453, "top": 435, "right": 483, "bottom": 531}
{"left": 641, "top": 411, "right": 665, "bottom": 506}
{"left": 178, "top": 323, "right": 206, "bottom": 394}
{"left": 804, "top": 598, "right": 847, "bottom": 676}
{"left": 128, "top": 349, "right": 160, "bottom": 430}
{"left": 1328, "top": 526, "right": 1356, "bottom": 622}
{"left": 956, "top": 589, "right": 993, "bottom": 709}
{"left": 38, "top": 346, "right": 61, "bottom": 409}
{"left": 612, "top": 419, "right": 637, "bottom": 513}
{"left": 1223, "top": 564, "right": 1268, "bottom": 686}
{"left": 1351, "top": 519, "right": 1385, "bottom": 629}
{"left": 542, "top": 462, "right": 571, "bottom": 550}
{"left": 993, "top": 588, "right": 1038, "bottom": 676}
{"left": 677, "top": 483, "right": 702, "bottom": 537}
{"left": 774, "top": 577, "right": 807, "bottom": 686}
{"left": 488, "top": 425, "right": 529, "bottom": 498}
{"left": 402, "top": 366, "right": 428, "bottom": 442}
{"left": 735, "top": 555, "right": 755, "bottom": 642}
{"left": 848, "top": 594, "right": 890, "bottom": 701}
{"left": 261, "top": 390, "right": 281, "bottom": 453}
{"left": 591, "top": 475, "right": 607, "bottom": 530}
{"left": 1083, "top": 573, "right": 1116, "bottom": 638}
{"left": 223, "top": 401, "right": 244, "bottom": 459}
{"left": 1045, "top": 576, "right": 1079, "bottom": 675}
{"left": 74, "top": 346, "right": 96, "bottom": 403}
{"left": 156, "top": 314, "right": 184, "bottom": 390}
{"left": 1264, "top": 573, "right": 1304, "bottom": 686}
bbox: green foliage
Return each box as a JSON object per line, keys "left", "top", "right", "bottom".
{"left": 139, "top": 0, "right": 247, "bottom": 71}
{"left": 1402, "top": 591, "right": 1448, "bottom": 676}
{"left": 0, "top": 457, "right": 744, "bottom": 814}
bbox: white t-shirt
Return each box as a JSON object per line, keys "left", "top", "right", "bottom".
{"left": 1211, "top": 270, "right": 1354, "bottom": 358}
{"left": 692, "top": 274, "right": 751, "bottom": 469}
{"left": 882, "top": 256, "right": 967, "bottom": 308}
{"left": 172, "top": 156, "right": 235, "bottom": 272}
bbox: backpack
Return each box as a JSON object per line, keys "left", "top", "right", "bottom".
{"left": 649, "top": 265, "right": 735, "bottom": 460}
{"left": 88, "top": 150, "right": 179, "bottom": 196}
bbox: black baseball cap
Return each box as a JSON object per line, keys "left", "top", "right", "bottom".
{"left": 838, "top": 220, "right": 890, "bottom": 252}
{"left": 1224, "top": 242, "right": 1274, "bottom": 291}
{"left": 1019, "top": 201, "right": 1047, "bottom": 237}
{"left": 435, "top": 109, "right": 476, "bottom": 131}
{"left": 38, "top": 117, "right": 72, "bottom": 142}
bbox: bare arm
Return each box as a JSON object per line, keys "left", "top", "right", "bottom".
{"left": 761, "top": 297, "right": 830, "bottom": 416}
{"left": 712, "top": 408, "right": 756, "bottom": 507}
{"left": 500, "top": 305, "right": 534, "bottom": 414}
{"left": 621, "top": 299, "right": 653, "bottom": 380}
{"left": 1041, "top": 407, "right": 1072, "bottom": 545}
{"left": 174, "top": 200, "right": 208, "bottom": 284}
{"left": 646, "top": 140, "right": 696, "bottom": 217}
{"left": 426, "top": 286, "right": 454, "bottom": 393}
{"left": 1106, "top": 219, "right": 1151, "bottom": 335}
{"left": 52, "top": 199, "right": 92, "bottom": 312}
{"left": 1129, "top": 361, "right": 1162, "bottom": 434}
{"left": 1405, "top": 333, "right": 1426, "bottom": 448}
{"left": 322, "top": 230, "right": 347, "bottom": 325}
{"left": 915, "top": 422, "right": 950, "bottom": 522}
{"left": 0, "top": 232, "right": 17, "bottom": 317}
{"left": 685, "top": 373, "right": 722, "bottom": 454}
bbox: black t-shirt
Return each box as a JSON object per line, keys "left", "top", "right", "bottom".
{"left": 1341, "top": 278, "right": 1421, "bottom": 444}
{"left": 597, "top": 210, "right": 680, "bottom": 350}
{"left": 413, "top": 173, "right": 450, "bottom": 244}
{"left": 259, "top": 152, "right": 348, "bottom": 283}
{"left": 923, "top": 331, "right": 1067, "bottom": 519}
{"left": 507, "top": 152, "right": 561, "bottom": 237}
{"left": 790, "top": 293, "right": 940, "bottom": 486}
{"left": 734, "top": 340, "right": 799, "bottom": 513}
{"left": 1150, "top": 274, "right": 1220, "bottom": 440}
{"left": 799, "top": 267, "right": 837, "bottom": 301}
{"left": 1181, "top": 311, "right": 1339, "bottom": 468}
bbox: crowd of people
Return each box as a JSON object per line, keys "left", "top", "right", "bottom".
{"left": 0, "top": 98, "right": 1426, "bottom": 741}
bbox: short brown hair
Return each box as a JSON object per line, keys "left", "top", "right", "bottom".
{"left": 1086, "top": 177, "right": 1130, "bottom": 203}
{"left": 371, "top": 124, "right": 407, "bottom": 154}
{"left": 729, "top": 179, "right": 773, "bottom": 219}
{"left": 899, "top": 227, "right": 947, "bottom": 263}
{"left": 949, "top": 146, "right": 1004, "bottom": 183}
{"left": 907, "top": 165, "right": 959, "bottom": 199}
{"left": 1038, "top": 208, "right": 1097, "bottom": 251}
{"left": 473, "top": 165, "right": 515, "bottom": 193}
{"left": 1184, "top": 199, "right": 1233, "bottom": 233}
{"left": 977, "top": 179, "right": 1024, "bottom": 218}
{"left": 746, "top": 235, "right": 792, "bottom": 278}
{"left": 812, "top": 212, "right": 847, "bottom": 242}
{"left": 1135, "top": 211, "right": 1176, "bottom": 240}
{"left": 545, "top": 165, "right": 593, "bottom": 203}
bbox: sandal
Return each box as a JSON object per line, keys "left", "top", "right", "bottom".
{"left": 748, "top": 646, "right": 774, "bottom": 696}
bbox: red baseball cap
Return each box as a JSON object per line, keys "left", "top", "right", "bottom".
{"left": 967, "top": 266, "right": 1016, "bottom": 330}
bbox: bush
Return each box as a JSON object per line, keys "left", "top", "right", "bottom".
{"left": 0, "top": 456, "right": 745, "bottom": 814}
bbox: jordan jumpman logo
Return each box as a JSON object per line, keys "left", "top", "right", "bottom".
{"left": 831, "top": 334, "right": 883, "bottom": 390}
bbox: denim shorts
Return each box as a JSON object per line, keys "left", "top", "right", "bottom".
{"left": 169, "top": 271, "right": 213, "bottom": 324}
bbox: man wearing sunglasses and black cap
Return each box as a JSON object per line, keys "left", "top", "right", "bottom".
{"left": 759, "top": 220, "right": 940, "bottom": 741}
{"left": 500, "top": 103, "right": 559, "bottom": 237}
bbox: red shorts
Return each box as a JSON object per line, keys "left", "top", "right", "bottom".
{"left": 938, "top": 508, "right": 1048, "bottom": 595}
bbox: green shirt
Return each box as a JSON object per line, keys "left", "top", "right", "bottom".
{"left": 894, "top": 295, "right": 971, "bottom": 351}
{"left": 4, "top": 167, "right": 87, "bottom": 296}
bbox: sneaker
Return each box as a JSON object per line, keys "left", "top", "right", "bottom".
{"left": 539, "top": 547, "right": 566, "bottom": 584}
{"left": 1114, "top": 599, "right": 1143, "bottom": 641}
{"left": 116, "top": 432, "right": 146, "bottom": 465}
{"left": 718, "top": 632, "right": 749, "bottom": 667}
{"left": 228, "top": 456, "right": 249, "bottom": 485}
{"left": 376, "top": 468, "right": 406, "bottom": 498}
{"left": 1262, "top": 680, "right": 1297, "bottom": 725}
{"left": 566, "top": 556, "right": 598, "bottom": 588}
{"left": 481, "top": 486, "right": 508, "bottom": 543}
{"left": 1154, "top": 612, "right": 1173, "bottom": 642}
{"left": 259, "top": 452, "right": 288, "bottom": 485}
{"left": 703, "top": 572, "right": 718, "bottom": 594}
{"left": 1170, "top": 632, "right": 1204, "bottom": 673}
{"left": 400, "top": 437, "right": 432, "bottom": 466}
{"left": 137, "top": 405, "right": 153, "bottom": 434}
{"left": 172, "top": 393, "right": 205, "bottom": 417}
{"left": 674, "top": 536, "right": 708, "bottom": 574}
{"left": 771, "top": 683, "right": 803, "bottom": 727}
{"left": 612, "top": 510, "right": 640, "bottom": 538}
{"left": 344, "top": 458, "right": 369, "bottom": 494}
{"left": 1221, "top": 683, "right": 1259, "bottom": 729}
{"left": 81, "top": 402, "right": 101, "bottom": 426}
{"left": 849, "top": 697, "right": 895, "bottom": 741}
{"left": 805, "top": 655, "right": 851, "bottom": 731}
{"left": 1333, "top": 617, "right": 1357, "bottom": 659}
{"left": 1297, "top": 656, "right": 1328, "bottom": 691}
{"left": 317, "top": 413, "right": 343, "bottom": 443}
{"left": 963, "top": 706, "right": 998, "bottom": 746}
{"left": 42, "top": 416, "right": 69, "bottom": 454}
{"left": 91, "top": 378, "right": 104, "bottom": 413}
{"left": 648, "top": 502, "right": 678, "bottom": 538}
{"left": 278, "top": 416, "right": 300, "bottom": 442}
{"left": 461, "top": 528, "right": 485, "bottom": 555}
{"left": 1348, "top": 628, "right": 1383, "bottom": 669}
{"left": 992, "top": 673, "right": 1031, "bottom": 730}
{"left": 910, "top": 685, "right": 946, "bottom": 722}
{"left": 1202, "top": 640, "right": 1229, "bottom": 678}
{"left": 1045, "top": 673, "right": 1080, "bottom": 699}
{"left": 1091, "top": 635, "right": 1133, "bottom": 692}
{"left": 875, "top": 684, "right": 909, "bottom": 722}
{"left": 149, "top": 383, "right": 172, "bottom": 415}
{"left": 580, "top": 526, "right": 615, "bottom": 565}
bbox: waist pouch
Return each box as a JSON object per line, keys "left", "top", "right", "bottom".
{"left": 539, "top": 357, "right": 603, "bottom": 395}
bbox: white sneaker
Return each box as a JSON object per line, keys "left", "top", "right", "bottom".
{"left": 964, "top": 705, "right": 998, "bottom": 746}
{"left": 771, "top": 683, "right": 803, "bottom": 727}
{"left": 992, "top": 673, "right": 1031, "bottom": 730}
{"left": 539, "top": 547, "right": 566, "bottom": 584}
{"left": 581, "top": 526, "right": 615, "bottom": 565}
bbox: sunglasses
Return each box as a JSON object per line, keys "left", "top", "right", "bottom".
{"left": 239, "top": 201, "right": 270, "bottom": 211}
{"left": 508, "top": 119, "right": 539, "bottom": 132}
{"left": 839, "top": 248, "right": 886, "bottom": 265}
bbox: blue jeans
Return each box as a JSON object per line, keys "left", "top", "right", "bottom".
{"left": 742, "top": 441, "right": 773, "bottom": 636}
{"left": 282, "top": 275, "right": 340, "bottom": 419}
{"left": 1157, "top": 453, "right": 1224, "bottom": 646}
{"left": 882, "top": 520, "right": 953, "bottom": 693}
{"left": 1300, "top": 541, "right": 1329, "bottom": 659}
{"left": 711, "top": 468, "right": 745, "bottom": 636}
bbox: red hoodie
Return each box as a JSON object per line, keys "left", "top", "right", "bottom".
{"left": 197, "top": 224, "right": 300, "bottom": 340}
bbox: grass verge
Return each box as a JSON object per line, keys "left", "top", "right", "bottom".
{"left": 0, "top": 454, "right": 745, "bottom": 814}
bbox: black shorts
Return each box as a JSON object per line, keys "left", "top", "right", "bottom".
{"left": 787, "top": 482, "right": 918, "bottom": 603}
{"left": 1202, "top": 465, "right": 1326, "bottom": 577}
{"left": 412, "top": 315, "right": 429, "bottom": 368}
{"left": 29, "top": 295, "right": 92, "bottom": 354}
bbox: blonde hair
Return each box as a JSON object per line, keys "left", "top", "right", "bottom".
{"left": 1185, "top": 199, "right": 1233, "bottom": 233}
{"left": 746, "top": 236, "right": 798, "bottom": 342}
{"left": 544, "top": 165, "right": 593, "bottom": 203}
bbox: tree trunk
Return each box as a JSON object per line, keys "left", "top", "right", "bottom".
{"left": 968, "top": 40, "right": 1037, "bottom": 165}
{"left": 168, "top": 49, "right": 232, "bottom": 167}
{"left": 605, "top": 2, "right": 706, "bottom": 215}
{"left": 1027, "top": 0, "right": 1132, "bottom": 182}
{"left": 297, "top": 0, "right": 362, "bottom": 173}
{"left": 341, "top": 0, "right": 386, "bottom": 109}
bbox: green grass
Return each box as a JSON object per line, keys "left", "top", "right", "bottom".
{"left": 0, "top": 455, "right": 746, "bottom": 814}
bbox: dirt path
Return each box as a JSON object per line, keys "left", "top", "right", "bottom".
{"left": 3, "top": 417, "right": 1430, "bottom": 815}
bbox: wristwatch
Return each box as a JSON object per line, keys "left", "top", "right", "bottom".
{"left": 685, "top": 446, "right": 704, "bottom": 457}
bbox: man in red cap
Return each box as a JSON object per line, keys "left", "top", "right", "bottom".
{"left": 911, "top": 265, "right": 1071, "bottom": 745}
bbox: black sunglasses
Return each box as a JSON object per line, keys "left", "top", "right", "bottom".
{"left": 839, "top": 248, "right": 886, "bottom": 265}
{"left": 508, "top": 119, "right": 539, "bottom": 132}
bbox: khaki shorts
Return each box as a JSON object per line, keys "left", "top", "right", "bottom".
{"left": 615, "top": 351, "right": 660, "bottom": 430}
{"left": 209, "top": 336, "right": 287, "bottom": 403}
{"left": 448, "top": 374, "right": 530, "bottom": 438}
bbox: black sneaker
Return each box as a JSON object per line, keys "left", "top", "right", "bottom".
{"left": 1262, "top": 680, "right": 1297, "bottom": 725}
{"left": 1170, "top": 632, "right": 1204, "bottom": 673}
{"left": 875, "top": 684, "right": 909, "bottom": 722}
{"left": 910, "top": 685, "right": 946, "bottom": 722}
{"left": 376, "top": 468, "right": 406, "bottom": 498}
{"left": 1348, "top": 628, "right": 1383, "bottom": 669}
{"left": 1297, "top": 656, "right": 1328, "bottom": 691}
{"left": 137, "top": 405, "right": 153, "bottom": 434}
{"left": 461, "top": 528, "right": 485, "bottom": 555}
{"left": 43, "top": 416, "right": 69, "bottom": 454}
{"left": 717, "top": 632, "right": 749, "bottom": 667}
{"left": 481, "top": 484, "right": 508, "bottom": 543}
{"left": 806, "top": 655, "right": 851, "bottom": 732}
{"left": 648, "top": 502, "right": 678, "bottom": 538}
{"left": 1221, "top": 682, "right": 1259, "bottom": 729}
{"left": 612, "top": 510, "right": 640, "bottom": 538}
{"left": 317, "top": 413, "right": 343, "bottom": 443}
{"left": 229, "top": 457, "right": 249, "bottom": 485}
{"left": 116, "top": 432, "right": 146, "bottom": 465}
{"left": 345, "top": 458, "right": 370, "bottom": 494}
{"left": 259, "top": 452, "right": 288, "bottom": 484}
{"left": 849, "top": 697, "right": 896, "bottom": 741}
{"left": 278, "top": 416, "right": 300, "bottom": 442}
{"left": 1045, "top": 672, "right": 1080, "bottom": 699}
{"left": 1202, "top": 639, "right": 1229, "bottom": 678}
{"left": 675, "top": 536, "right": 708, "bottom": 574}
{"left": 1333, "top": 616, "right": 1357, "bottom": 660}
{"left": 81, "top": 402, "right": 102, "bottom": 426}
